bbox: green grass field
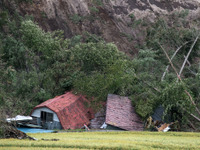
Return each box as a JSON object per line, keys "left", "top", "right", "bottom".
{"left": 0, "top": 131, "right": 200, "bottom": 150}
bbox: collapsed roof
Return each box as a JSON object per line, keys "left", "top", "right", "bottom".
{"left": 105, "top": 94, "right": 143, "bottom": 131}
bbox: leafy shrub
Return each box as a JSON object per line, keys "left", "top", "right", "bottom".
{"left": 0, "top": 11, "right": 8, "bottom": 29}
{"left": 74, "top": 61, "right": 135, "bottom": 101}
{"left": 2, "top": 36, "right": 27, "bottom": 69}
{"left": 20, "top": 20, "right": 65, "bottom": 58}
{"left": 70, "top": 42, "right": 135, "bottom": 102}
{"left": 160, "top": 82, "right": 195, "bottom": 122}
{"left": 0, "top": 20, "right": 71, "bottom": 115}
{"left": 70, "top": 42, "right": 126, "bottom": 73}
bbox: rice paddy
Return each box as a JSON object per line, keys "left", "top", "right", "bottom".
{"left": 0, "top": 131, "right": 200, "bottom": 149}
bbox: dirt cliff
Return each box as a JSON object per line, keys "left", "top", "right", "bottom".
{"left": 3, "top": 0, "right": 200, "bottom": 55}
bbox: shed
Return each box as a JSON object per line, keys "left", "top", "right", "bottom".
{"left": 105, "top": 94, "right": 143, "bottom": 131}
{"left": 30, "top": 92, "right": 94, "bottom": 130}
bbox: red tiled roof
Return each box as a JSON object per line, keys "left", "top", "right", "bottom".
{"left": 31, "top": 92, "right": 94, "bottom": 130}
{"left": 105, "top": 94, "right": 143, "bottom": 131}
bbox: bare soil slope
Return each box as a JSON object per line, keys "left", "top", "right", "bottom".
{"left": 3, "top": 0, "right": 200, "bottom": 55}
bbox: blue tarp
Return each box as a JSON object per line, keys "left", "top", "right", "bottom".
{"left": 17, "top": 127, "right": 53, "bottom": 133}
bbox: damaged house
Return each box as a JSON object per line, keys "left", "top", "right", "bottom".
{"left": 105, "top": 94, "right": 144, "bottom": 131}
{"left": 91, "top": 94, "right": 144, "bottom": 131}
{"left": 30, "top": 92, "right": 94, "bottom": 130}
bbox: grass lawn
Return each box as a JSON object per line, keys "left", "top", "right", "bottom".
{"left": 0, "top": 131, "right": 200, "bottom": 149}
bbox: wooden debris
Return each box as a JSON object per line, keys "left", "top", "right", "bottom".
{"left": 90, "top": 108, "right": 106, "bottom": 129}
{"left": 84, "top": 124, "right": 90, "bottom": 131}
{"left": 156, "top": 123, "right": 171, "bottom": 132}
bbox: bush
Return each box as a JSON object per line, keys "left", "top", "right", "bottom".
{"left": 71, "top": 42, "right": 135, "bottom": 102}
{"left": 0, "top": 112, "right": 6, "bottom": 138}
{"left": 70, "top": 42, "right": 126, "bottom": 73}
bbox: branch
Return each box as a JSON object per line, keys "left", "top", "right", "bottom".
{"left": 184, "top": 55, "right": 191, "bottom": 67}
{"left": 184, "top": 90, "right": 200, "bottom": 116}
{"left": 159, "top": 44, "right": 181, "bottom": 81}
{"left": 135, "top": 76, "right": 161, "bottom": 93}
{"left": 187, "top": 68, "right": 197, "bottom": 76}
{"left": 183, "top": 55, "right": 197, "bottom": 76}
{"left": 182, "top": 107, "right": 200, "bottom": 122}
{"left": 142, "top": 80, "right": 161, "bottom": 93}
{"left": 190, "top": 113, "right": 200, "bottom": 122}
{"left": 187, "top": 119, "right": 197, "bottom": 130}
{"left": 161, "top": 42, "right": 189, "bottom": 81}
{"left": 178, "top": 35, "right": 199, "bottom": 79}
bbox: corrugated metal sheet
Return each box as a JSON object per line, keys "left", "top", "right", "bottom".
{"left": 105, "top": 94, "right": 143, "bottom": 131}
{"left": 31, "top": 92, "right": 94, "bottom": 130}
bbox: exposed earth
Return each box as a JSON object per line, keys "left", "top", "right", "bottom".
{"left": 2, "top": 0, "right": 200, "bottom": 55}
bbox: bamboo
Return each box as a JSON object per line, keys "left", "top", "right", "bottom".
{"left": 178, "top": 35, "right": 199, "bottom": 79}
{"left": 161, "top": 42, "right": 189, "bottom": 81}
{"left": 159, "top": 43, "right": 200, "bottom": 119}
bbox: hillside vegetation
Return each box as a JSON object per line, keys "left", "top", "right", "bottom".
{"left": 0, "top": 0, "right": 200, "bottom": 132}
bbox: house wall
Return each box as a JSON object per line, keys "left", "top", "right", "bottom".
{"left": 31, "top": 107, "right": 62, "bottom": 130}
{"left": 31, "top": 107, "right": 59, "bottom": 122}
{"left": 43, "top": 120, "right": 62, "bottom": 130}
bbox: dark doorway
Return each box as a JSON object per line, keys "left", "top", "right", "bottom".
{"left": 41, "top": 111, "right": 53, "bottom": 122}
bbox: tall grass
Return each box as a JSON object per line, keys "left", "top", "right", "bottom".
{"left": 0, "top": 132, "right": 200, "bottom": 149}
